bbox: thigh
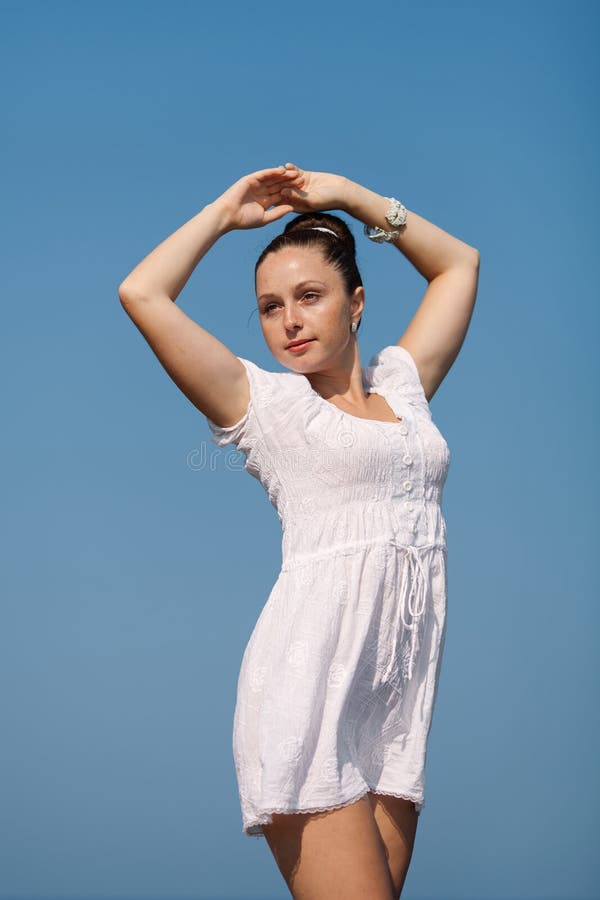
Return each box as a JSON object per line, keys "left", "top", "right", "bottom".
{"left": 262, "top": 794, "right": 396, "bottom": 900}
{"left": 367, "top": 793, "right": 420, "bottom": 898}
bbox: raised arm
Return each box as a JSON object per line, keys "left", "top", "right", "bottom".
{"left": 278, "top": 167, "right": 480, "bottom": 401}
{"left": 117, "top": 166, "right": 303, "bottom": 427}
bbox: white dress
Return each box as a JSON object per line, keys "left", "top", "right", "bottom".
{"left": 206, "top": 345, "right": 451, "bottom": 838}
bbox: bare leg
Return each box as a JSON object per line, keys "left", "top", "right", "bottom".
{"left": 262, "top": 793, "right": 396, "bottom": 900}
{"left": 367, "top": 793, "right": 419, "bottom": 898}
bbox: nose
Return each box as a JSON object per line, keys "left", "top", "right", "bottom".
{"left": 283, "top": 302, "right": 303, "bottom": 331}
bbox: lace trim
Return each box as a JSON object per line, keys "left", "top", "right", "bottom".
{"left": 243, "top": 785, "right": 424, "bottom": 837}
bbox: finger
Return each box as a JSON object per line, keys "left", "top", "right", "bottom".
{"left": 263, "top": 203, "right": 294, "bottom": 224}
{"left": 251, "top": 165, "right": 293, "bottom": 180}
{"left": 260, "top": 171, "right": 305, "bottom": 191}
{"left": 244, "top": 169, "right": 289, "bottom": 193}
{"left": 284, "top": 162, "right": 303, "bottom": 175}
{"left": 267, "top": 187, "right": 305, "bottom": 210}
{"left": 260, "top": 189, "right": 290, "bottom": 209}
{"left": 264, "top": 176, "right": 304, "bottom": 197}
{"left": 253, "top": 164, "right": 302, "bottom": 183}
{"left": 281, "top": 186, "right": 308, "bottom": 199}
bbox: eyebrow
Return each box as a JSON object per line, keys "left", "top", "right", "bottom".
{"left": 257, "top": 280, "right": 327, "bottom": 303}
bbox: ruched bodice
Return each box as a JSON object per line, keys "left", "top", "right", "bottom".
{"left": 206, "top": 345, "right": 451, "bottom": 837}
{"left": 280, "top": 498, "right": 446, "bottom": 569}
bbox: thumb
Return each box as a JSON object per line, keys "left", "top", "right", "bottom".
{"left": 263, "top": 203, "right": 294, "bottom": 225}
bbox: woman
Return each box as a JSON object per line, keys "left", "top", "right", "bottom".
{"left": 118, "top": 164, "right": 480, "bottom": 899}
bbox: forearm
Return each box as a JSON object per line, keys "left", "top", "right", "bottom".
{"left": 118, "top": 199, "right": 232, "bottom": 304}
{"left": 339, "top": 179, "right": 479, "bottom": 282}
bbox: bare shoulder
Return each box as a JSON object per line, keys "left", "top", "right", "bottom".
{"left": 119, "top": 291, "right": 249, "bottom": 427}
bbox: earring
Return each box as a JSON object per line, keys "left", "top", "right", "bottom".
{"left": 350, "top": 321, "right": 358, "bottom": 333}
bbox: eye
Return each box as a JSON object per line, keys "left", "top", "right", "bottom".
{"left": 264, "top": 303, "right": 279, "bottom": 314}
{"left": 303, "top": 291, "right": 320, "bottom": 302}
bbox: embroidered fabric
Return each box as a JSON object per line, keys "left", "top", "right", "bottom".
{"left": 206, "top": 345, "right": 451, "bottom": 837}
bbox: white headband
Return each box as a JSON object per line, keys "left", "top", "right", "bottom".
{"left": 308, "top": 226, "right": 339, "bottom": 239}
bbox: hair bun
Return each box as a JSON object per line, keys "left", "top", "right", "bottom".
{"left": 283, "top": 212, "right": 356, "bottom": 257}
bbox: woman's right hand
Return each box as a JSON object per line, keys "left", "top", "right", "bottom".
{"left": 213, "top": 165, "right": 306, "bottom": 232}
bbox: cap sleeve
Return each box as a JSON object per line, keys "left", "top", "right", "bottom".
{"left": 205, "top": 356, "right": 274, "bottom": 453}
{"left": 364, "top": 344, "right": 430, "bottom": 413}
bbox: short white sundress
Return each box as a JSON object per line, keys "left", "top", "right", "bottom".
{"left": 206, "top": 344, "right": 451, "bottom": 838}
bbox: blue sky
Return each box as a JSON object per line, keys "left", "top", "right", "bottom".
{"left": 1, "top": 1, "right": 598, "bottom": 898}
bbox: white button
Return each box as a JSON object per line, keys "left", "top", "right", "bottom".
{"left": 403, "top": 454, "right": 413, "bottom": 465}
{"left": 403, "top": 481, "right": 413, "bottom": 491}
{"left": 399, "top": 426, "right": 409, "bottom": 435}
{"left": 405, "top": 503, "right": 415, "bottom": 512}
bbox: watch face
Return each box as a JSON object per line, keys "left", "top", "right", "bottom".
{"left": 385, "top": 198, "right": 407, "bottom": 228}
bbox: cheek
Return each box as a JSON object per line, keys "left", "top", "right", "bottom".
{"left": 329, "top": 297, "right": 352, "bottom": 324}
{"left": 314, "top": 304, "right": 348, "bottom": 338}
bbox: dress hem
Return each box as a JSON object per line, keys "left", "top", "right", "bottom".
{"left": 242, "top": 784, "right": 425, "bottom": 838}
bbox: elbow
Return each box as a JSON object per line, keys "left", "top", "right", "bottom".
{"left": 118, "top": 280, "right": 142, "bottom": 306}
{"left": 118, "top": 280, "right": 131, "bottom": 305}
{"left": 454, "top": 246, "right": 480, "bottom": 271}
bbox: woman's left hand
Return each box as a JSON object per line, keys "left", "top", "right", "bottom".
{"left": 274, "top": 164, "right": 348, "bottom": 214}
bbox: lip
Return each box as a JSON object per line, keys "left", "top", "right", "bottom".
{"left": 286, "top": 339, "right": 315, "bottom": 350}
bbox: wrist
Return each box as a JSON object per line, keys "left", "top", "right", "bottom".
{"left": 336, "top": 176, "right": 358, "bottom": 214}
{"left": 340, "top": 182, "right": 393, "bottom": 229}
{"left": 338, "top": 180, "right": 383, "bottom": 220}
{"left": 206, "top": 197, "right": 237, "bottom": 236}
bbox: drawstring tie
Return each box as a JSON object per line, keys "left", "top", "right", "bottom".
{"left": 382, "top": 544, "right": 430, "bottom": 683}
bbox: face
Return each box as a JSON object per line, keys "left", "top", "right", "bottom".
{"left": 255, "top": 246, "right": 364, "bottom": 371}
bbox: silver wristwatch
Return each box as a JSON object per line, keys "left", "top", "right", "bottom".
{"left": 364, "top": 196, "right": 408, "bottom": 243}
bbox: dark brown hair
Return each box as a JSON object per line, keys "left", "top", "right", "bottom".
{"left": 254, "top": 213, "right": 363, "bottom": 331}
